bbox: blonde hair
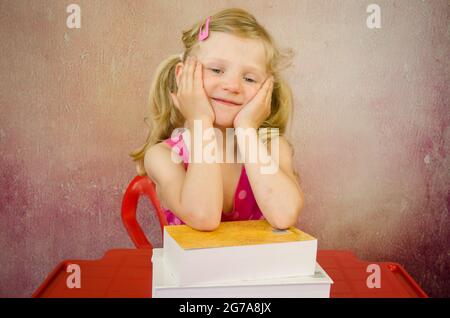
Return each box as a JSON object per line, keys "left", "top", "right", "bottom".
{"left": 130, "top": 8, "right": 295, "bottom": 176}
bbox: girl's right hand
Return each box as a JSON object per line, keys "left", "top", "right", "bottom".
{"left": 170, "top": 56, "right": 215, "bottom": 124}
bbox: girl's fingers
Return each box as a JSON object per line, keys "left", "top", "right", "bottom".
{"left": 265, "top": 78, "right": 274, "bottom": 103}
{"left": 260, "top": 77, "right": 273, "bottom": 111}
{"left": 179, "top": 57, "right": 188, "bottom": 90}
{"left": 180, "top": 56, "right": 194, "bottom": 91}
{"left": 256, "top": 77, "right": 273, "bottom": 102}
{"left": 193, "top": 60, "right": 203, "bottom": 90}
{"left": 186, "top": 57, "right": 197, "bottom": 90}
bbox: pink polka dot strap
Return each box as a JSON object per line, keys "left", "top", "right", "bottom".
{"left": 165, "top": 131, "right": 189, "bottom": 169}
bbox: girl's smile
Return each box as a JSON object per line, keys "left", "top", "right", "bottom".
{"left": 211, "top": 97, "right": 243, "bottom": 107}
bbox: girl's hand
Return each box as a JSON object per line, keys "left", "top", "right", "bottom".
{"left": 233, "top": 77, "right": 274, "bottom": 129}
{"left": 170, "top": 56, "right": 215, "bottom": 124}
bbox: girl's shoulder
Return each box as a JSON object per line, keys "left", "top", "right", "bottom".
{"left": 270, "top": 134, "right": 302, "bottom": 186}
{"left": 145, "top": 140, "right": 172, "bottom": 157}
{"left": 145, "top": 128, "right": 187, "bottom": 160}
{"left": 266, "top": 134, "right": 293, "bottom": 155}
{"left": 144, "top": 140, "right": 186, "bottom": 184}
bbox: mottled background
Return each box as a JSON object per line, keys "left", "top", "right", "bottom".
{"left": 0, "top": 0, "right": 448, "bottom": 297}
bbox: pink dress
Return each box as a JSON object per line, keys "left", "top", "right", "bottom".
{"left": 162, "top": 130, "right": 265, "bottom": 225}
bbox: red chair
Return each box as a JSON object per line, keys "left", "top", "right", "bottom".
{"left": 121, "top": 176, "right": 168, "bottom": 249}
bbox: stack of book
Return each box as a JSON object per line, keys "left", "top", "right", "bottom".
{"left": 152, "top": 220, "right": 333, "bottom": 298}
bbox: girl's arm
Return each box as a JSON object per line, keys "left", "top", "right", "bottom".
{"left": 236, "top": 129, "right": 304, "bottom": 229}
{"left": 146, "top": 57, "right": 223, "bottom": 231}
{"left": 181, "top": 117, "right": 223, "bottom": 229}
{"left": 144, "top": 118, "right": 223, "bottom": 231}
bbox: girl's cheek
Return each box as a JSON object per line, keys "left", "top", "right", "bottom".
{"left": 202, "top": 72, "right": 213, "bottom": 83}
{"left": 202, "top": 75, "right": 215, "bottom": 90}
{"left": 248, "top": 88, "right": 259, "bottom": 100}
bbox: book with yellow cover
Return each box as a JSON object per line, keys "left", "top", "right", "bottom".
{"left": 165, "top": 219, "right": 316, "bottom": 250}
{"left": 162, "top": 220, "right": 318, "bottom": 286}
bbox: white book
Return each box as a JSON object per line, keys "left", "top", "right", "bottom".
{"left": 152, "top": 248, "right": 333, "bottom": 298}
{"left": 162, "top": 220, "right": 318, "bottom": 286}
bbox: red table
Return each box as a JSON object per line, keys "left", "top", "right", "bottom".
{"left": 32, "top": 249, "right": 428, "bottom": 298}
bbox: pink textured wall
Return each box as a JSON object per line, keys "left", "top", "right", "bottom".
{"left": 0, "top": 0, "right": 448, "bottom": 297}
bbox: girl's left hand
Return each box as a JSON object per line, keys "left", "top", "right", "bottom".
{"left": 233, "top": 77, "right": 274, "bottom": 129}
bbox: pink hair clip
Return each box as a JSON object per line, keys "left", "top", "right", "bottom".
{"left": 198, "top": 16, "right": 211, "bottom": 41}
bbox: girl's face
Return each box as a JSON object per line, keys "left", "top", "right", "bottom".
{"left": 177, "top": 32, "right": 269, "bottom": 128}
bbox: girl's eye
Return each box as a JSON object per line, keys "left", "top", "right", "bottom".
{"left": 209, "top": 68, "right": 258, "bottom": 84}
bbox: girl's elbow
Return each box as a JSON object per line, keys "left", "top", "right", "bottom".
{"left": 272, "top": 215, "right": 298, "bottom": 230}
{"left": 185, "top": 218, "right": 220, "bottom": 232}
{"left": 270, "top": 203, "right": 302, "bottom": 230}
{"left": 186, "top": 208, "right": 222, "bottom": 232}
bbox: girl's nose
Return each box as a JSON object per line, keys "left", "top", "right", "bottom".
{"left": 221, "top": 75, "right": 241, "bottom": 93}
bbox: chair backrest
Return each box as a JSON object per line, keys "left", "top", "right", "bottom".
{"left": 121, "top": 175, "right": 168, "bottom": 249}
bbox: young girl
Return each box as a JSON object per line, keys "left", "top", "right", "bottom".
{"left": 130, "top": 8, "right": 304, "bottom": 231}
